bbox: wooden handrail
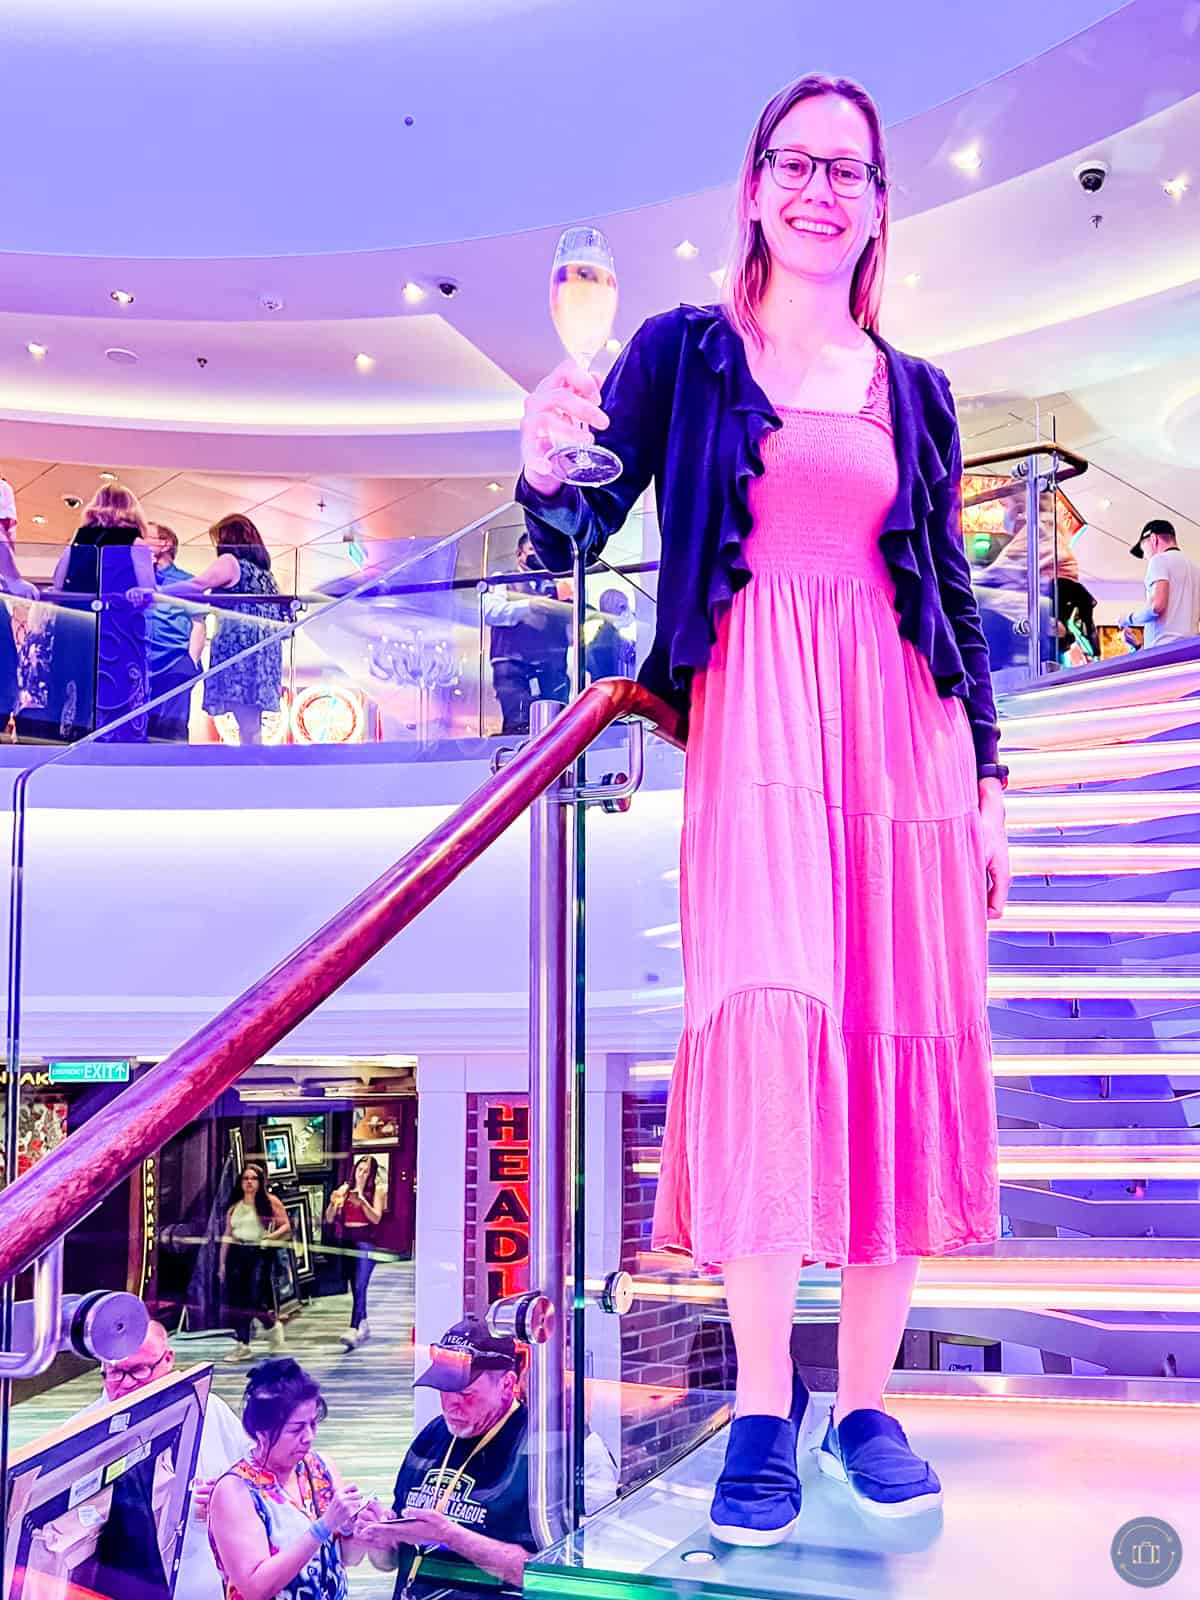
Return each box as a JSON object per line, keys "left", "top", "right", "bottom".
{"left": 0, "top": 680, "right": 684, "bottom": 1286}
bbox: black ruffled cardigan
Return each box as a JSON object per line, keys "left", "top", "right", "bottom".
{"left": 516, "top": 303, "right": 1002, "bottom": 776}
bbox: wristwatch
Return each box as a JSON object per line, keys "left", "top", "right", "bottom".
{"left": 978, "top": 763, "right": 1010, "bottom": 790}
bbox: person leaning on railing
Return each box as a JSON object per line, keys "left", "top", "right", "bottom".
{"left": 208, "top": 1359, "right": 377, "bottom": 1600}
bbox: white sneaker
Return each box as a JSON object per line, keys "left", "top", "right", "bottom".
{"left": 340, "top": 1328, "right": 359, "bottom": 1351}
{"left": 356, "top": 1320, "right": 371, "bottom": 1347}
{"left": 224, "top": 1343, "right": 253, "bottom": 1364}
{"left": 267, "top": 1322, "right": 286, "bottom": 1352}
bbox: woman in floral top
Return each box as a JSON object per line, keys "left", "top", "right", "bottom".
{"left": 209, "top": 1360, "right": 378, "bottom": 1600}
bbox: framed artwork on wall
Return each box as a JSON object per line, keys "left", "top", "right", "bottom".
{"left": 262, "top": 1114, "right": 329, "bottom": 1172}
{"left": 352, "top": 1104, "right": 401, "bottom": 1147}
{"left": 275, "top": 1246, "right": 300, "bottom": 1309}
{"left": 283, "top": 1199, "right": 313, "bottom": 1280}
{"left": 300, "top": 1183, "right": 327, "bottom": 1249}
{"left": 261, "top": 1125, "right": 297, "bottom": 1181}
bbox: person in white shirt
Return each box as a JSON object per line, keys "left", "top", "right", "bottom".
{"left": 82, "top": 1319, "right": 250, "bottom": 1600}
{"left": 1121, "top": 519, "right": 1200, "bottom": 649}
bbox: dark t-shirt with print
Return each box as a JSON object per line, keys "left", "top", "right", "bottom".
{"left": 391, "top": 1404, "right": 535, "bottom": 1600}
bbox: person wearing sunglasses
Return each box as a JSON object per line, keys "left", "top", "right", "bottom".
{"left": 77, "top": 1318, "right": 250, "bottom": 1600}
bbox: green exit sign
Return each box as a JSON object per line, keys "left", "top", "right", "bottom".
{"left": 48, "top": 1060, "right": 133, "bottom": 1084}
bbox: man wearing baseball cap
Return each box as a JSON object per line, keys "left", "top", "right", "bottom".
{"left": 358, "top": 1315, "right": 535, "bottom": 1598}
{"left": 358, "top": 1315, "right": 617, "bottom": 1599}
{"left": 1121, "top": 519, "right": 1200, "bottom": 649}
{"left": 0, "top": 477, "right": 37, "bottom": 732}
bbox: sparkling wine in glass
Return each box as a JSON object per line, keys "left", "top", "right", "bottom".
{"left": 546, "top": 226, "right": 622, "bottom": 486}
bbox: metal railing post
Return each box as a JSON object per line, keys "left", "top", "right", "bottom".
{"left": 1025, "top": 454, "right": 1043, "bottom": 678}
{"left": 526, "top": 694, "right": 572, "bottom": 1545}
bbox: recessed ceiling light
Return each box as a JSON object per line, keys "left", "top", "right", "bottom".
{"left": 604, "top": 337, "right": 622, "bottom": 354}
{"left": 105, "top": 347, "right": 138, "bottom": 365}
{"left": 951, "top": 143, "right": 982, "bottom": 174}
{"left": 99, "top": 471, "right": 118, "bottom": 482}
{"left": 26, "top": 342, "right": 47, "bottom": 359}
{"left": 486, "top": 481, "right": 503, "bottom": 493}
{"left": 110, "top": 289, "right": 135, "bottom": 306}
{"left": 1098, "top": 498, "right": 1112, "bottom": 511}
{"left": 709, "top": 267, "right": 726, "bottom": 289}
{"left": 31, "top": 515, "right": 47, "bottom": 526}
{"left": 1163, "top": 173, "right": 1189, "bottom": 199}
{"left": 903, "top": 272, "right": 921, "bottom": 288}
{"left": 354, "top": 352, "right": 376, "bottom": 371}
{"left": 401, "top": 281, "right": 426, "bottom": 304}
{"left": 674, "top": 239, "right": 699, "bottom": 260}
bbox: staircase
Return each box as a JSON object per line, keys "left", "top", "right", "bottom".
{"left": 908, "top": 655, "right": 1200, "bottom": 1377}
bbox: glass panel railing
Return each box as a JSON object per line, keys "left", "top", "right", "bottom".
{"left": 0, "top": 516, "right": 545, "bottom": 1598}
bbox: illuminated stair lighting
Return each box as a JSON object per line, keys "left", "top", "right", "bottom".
{"left": 1005, "top": 793, "right": 1200, "bottom": 829}
{"left": 997, "top": 902, "right": 1200, "bottom": 932}
{"left": 1010, "top": 844, "right": 1200, "bottom": 875}
{"left": 993, "top": 1053, "right": 1200, "bottom": 1077}
{"left": 988, "top": 971, "right": 1200, "bottom": 999}
{"left": 1000, "top": 702, "right": 1200, "bottom": 750}
{"left": 1009, "top": 741, "right": 1200, "bottom": 787}
{"left": 999, "top": 658, "right": 1200, "bottom": 716}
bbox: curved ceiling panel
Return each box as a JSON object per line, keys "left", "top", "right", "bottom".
{"left": 2, "top": 0, "right": 1127, "bottom": 257}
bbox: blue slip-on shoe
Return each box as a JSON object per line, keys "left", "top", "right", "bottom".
{"left": 815, "top": 1407, "right": 943, "bottom": 1518}
{"left": 710, "top": 1414, "right": 803, "bottom": 1546}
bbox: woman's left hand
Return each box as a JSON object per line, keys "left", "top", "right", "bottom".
{"left": 979, "top": 781, "right": 1010, "bottom": 921}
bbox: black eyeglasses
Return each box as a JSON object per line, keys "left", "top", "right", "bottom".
{"left": 761, "top": 148, "right": 883, "bottom": 198}
{"left": 105, "top": 1353, "right": 168, "bottom": 1385}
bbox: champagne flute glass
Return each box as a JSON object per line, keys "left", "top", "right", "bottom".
{"left": 546, "top": 226, "right": 622, "bottom": 486}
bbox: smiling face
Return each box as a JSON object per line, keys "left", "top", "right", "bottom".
{"left": 750, "top": 93, "right": 884, "bottom": 303}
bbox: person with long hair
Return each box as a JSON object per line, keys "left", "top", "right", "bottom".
{"left": 518, "top": 74, "right": 1010, "bottom": 1542}
{"left": 220, "top": 1162, "right": 292, "bottom": 1363}
{"left": 20, "top": 481, "right": 155, "bottom": 741}
{"left": 208, "top": 1359, "right": 375, "bottom": 1600}
{"left": 157, "top": 513, "right": 286, "bottom": 745}
{"left": 325, "top": 1153, "right": 388, "bottom": 1351}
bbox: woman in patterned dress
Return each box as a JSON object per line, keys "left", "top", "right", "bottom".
{"left": 157, "top": 513, "right": 288, "bottom": 745}
{"left": 209, "top": 1359, "right": 377, "bottom": 1600}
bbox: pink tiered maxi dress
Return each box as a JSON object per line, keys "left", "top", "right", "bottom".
{"left": 652, "top": 349, "right": 999, "bottom": 1273}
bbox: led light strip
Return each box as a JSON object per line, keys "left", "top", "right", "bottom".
{"left": 1010, "top": 844, "right": 1200, "bottom": 875}
{"left": 1008, "top": 741, "right": 1200, "bottom": 788}
{"left": 1005, "top": 793, "right": 1200, "bottom": 829}
{"left": 630, "top": 1053, "right": 1200, "bottom": 1082}
{"left": 989, "top": 971, "right": 1200, "bottom": 999}
{"left": 1000, "top": 658, "right": 1200, "bottom": 719}
{"left": 997, "top": 903, "right": 1200, "bottom": 932}
{"left": 632, "top": 1150, "right": 1200, "bottom": 1179}
{"left": 1000, "top": 701, "right": 1200, "bottom": 750}
{"left": 600, "top": 1277, "right": 1200, "bottom": 1314}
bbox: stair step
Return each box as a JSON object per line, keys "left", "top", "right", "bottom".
{"left": 632, "top": 1146, "right": 1200, "bottom": 1181}
{"left": 1001, "top": 701, "right": 1200, "bottom": 750}
{"left": 998, "top": 902, "right": 1200, "bottom": 932}
{"left": 1009, "top": 741, "right": 1200, "bottom": 788}
{"left": 1011, "top": 844, "right": 1200, "bottom": 875}
{"left": 1005, "top": 792, "right": 1200, "bottom": 830}
{"left": 1001, "top": 657, "right": 1200, "bottom": 717}
{"left": 994, "top": 1053, "right": 1200, "bottom": 1076}
{"left": 990, "top": 971, "right": 1200, "bottom": 1000}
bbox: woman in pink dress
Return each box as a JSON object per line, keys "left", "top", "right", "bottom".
{"left": 517, "top": 73, "right": 1010, "bottom": 1543}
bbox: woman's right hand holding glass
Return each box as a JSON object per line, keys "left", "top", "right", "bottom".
{"left": 520, "top": 360, "right": 609, "bottom": 496}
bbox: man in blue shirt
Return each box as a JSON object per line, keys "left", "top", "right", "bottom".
{"left": 146, "top": 524, "right": 205, "bottom": 740}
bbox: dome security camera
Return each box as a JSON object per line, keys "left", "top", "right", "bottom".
{"left": 63, "top": 494, "right": 83, "bottom": 510}
{"left": 1074, "top": 159, "right": 1109, "bottom": 194}
{"left": 437, "top": 279, "right": 460, "bottom": 299}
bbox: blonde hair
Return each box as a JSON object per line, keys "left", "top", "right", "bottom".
{"left": 723, "top": 72, "right": 890, "bottom": 349}
{"left": 82, "top": 483, "right": 149, "bottom": 540}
